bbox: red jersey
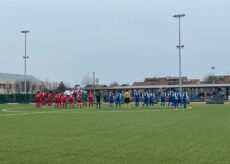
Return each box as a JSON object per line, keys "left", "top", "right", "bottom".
{"left": 88, "top": 93, "right": 94, "bottom": 101}
{"left": 55, "top": 94, "right": 59, "bottom": 103}
{"left": 62, "top": 95, "right": 67, "bottom": 103}
{"left": 69, "top": 95, "right": 74, "bottom": 103}
{"left": 48, "top": 93, "right": 52, "bottom": 102}
{"left": 41, "top": 92, "right": 46, "bottom": 101}
{"left": 35, "top": 93, "right": 41, "bottom": 102}
{"left": 58, "top": 94, "right": 62, "bottom": 103}
{"left": 77, "top": 92, "right": 82, "bottom": 103}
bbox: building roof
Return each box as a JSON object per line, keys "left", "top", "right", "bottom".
{"left": 82, "top": 85, "right": 109, "bottom": 90}
{"left": 112, "top": 83, "right": 230, "bottom": 90}
{"left": 0, "top": 73, "right": 41, "bottom": 82}
{"left": 82, "top": 83, "right": 230, "bottom": 90}
{"left": 166, "top": 76, "right": 188, "bottom": 80}
{"left": 187, "top": 79, "right": 200, "bottom": 84}
{"left": 132, "top": 82, "right": 147, "bottom": 86}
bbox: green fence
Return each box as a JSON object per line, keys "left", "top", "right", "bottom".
{"left": 206, "top": 98, "right": 225, "bottom": 104}
{"left": 0, "top": 94, "right": 35, "bottom": 104}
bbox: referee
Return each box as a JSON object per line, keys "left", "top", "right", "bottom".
{"left": 124, "top": 90, "right": 131, "bottom": 109}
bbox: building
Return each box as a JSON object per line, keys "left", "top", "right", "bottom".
{"left": 0, "top": 73, "right": 43, "bottom": 94}
{"left": 133, "top": 75, "right": 230, "bottom": 87}
{"left": 187, "top": 79, "right": 201, "bottom": 84}
{"left": 133, "top": 76, "right": 197, "bottom": 86}
{"left": 203, "top": 75, "right": 230, "bottom": 84}
{"left": 82, "top": 75, "right": 230, "bottom": 100}
{"left": 144, "top": 77, "right": 168, "bottom": 85}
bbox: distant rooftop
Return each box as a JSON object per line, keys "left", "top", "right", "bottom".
{"left": 0, "top": 73, "right": 41, "bottom": 82}
{"left": 134, "top": 75, "right": 230, "bottom": 86}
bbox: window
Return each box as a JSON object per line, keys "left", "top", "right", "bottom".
{"left": 0, "top": 84, "right": 6, "bottom": 89}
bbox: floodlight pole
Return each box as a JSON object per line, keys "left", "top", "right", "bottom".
{"left": 211, "top": 66, "right": 215, "bottom": 90}
{"left": 173, "top": 14, "right": 185, "bottom": 94}
{"left": 21, "top": 30, "right": 30, "bottom": 94}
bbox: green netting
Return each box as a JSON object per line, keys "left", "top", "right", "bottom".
{"left": 0, "top": 94, "right": 35, "bottom": 103}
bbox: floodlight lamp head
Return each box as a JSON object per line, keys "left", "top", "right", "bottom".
{"left": 173, "top": 14, "right": 185, "bottom": 18}
{"left": 176, "top": 45, "right": 184, "bottom": 48}
{"left": 21, "top": 30, "right": 30, "bottom": 33}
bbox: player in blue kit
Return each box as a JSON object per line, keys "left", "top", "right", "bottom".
{"left": 134, "top": 90, "right": 141, "bottom": 107}
{"left": 176, "top": 90, "right": 182, "bottom": 108}
{"left": 173, "top": 91, "right": 178, "bottom": 109}
{"left": 142, "top": 90, "right": 149, "bottom": 108}
{"left": 182, "top": 90, "right": 189, "bottom": 109}
{"left": 168, "top": 91, "right": 173, "bottom": 107}
{"left": 161, "top": 91, "right": 166, "bottom": 106}
{"left": 149, "top": 91, "right": 155, "bottom": 108}
{"left": 108, "top": 91, "right": 114, "bottom": 108}
{"left": 115, "top": 91, "right": 122, "bottom": 108}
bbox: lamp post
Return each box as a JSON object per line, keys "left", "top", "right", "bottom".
{"left": 211, "top": 66, "right": 215, "bottom": 90}
{"left": 173, "top": 14, "right": 185, "bottom": 94}
{"left": 21, "top": 30, "right": 30, "bottom": 94}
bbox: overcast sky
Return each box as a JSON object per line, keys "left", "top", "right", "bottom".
{"left": 0, "top": 0, "right": 229, "bottom": 86}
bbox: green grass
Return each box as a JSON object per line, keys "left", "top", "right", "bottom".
{"left": 0, "top": 104, "right": 230, "bottom": 164}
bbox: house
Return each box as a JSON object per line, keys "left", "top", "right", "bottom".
{"left": 0, "top": 73, "right": 42, "bottom": 94}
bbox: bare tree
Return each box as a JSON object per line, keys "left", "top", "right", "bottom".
{"left": 26, "top": 80, "right": 32, "bottom": 93}
{"left": 81, "top": 73, "right": 94, "bottom": 86}
{"left": 109, "top": 81, "right": 120, "bottom": 87}
{"left": 64, "top": 82, "right": 71, "bottom": 88}
{"left": 31, "top": 82, "right": 37, "bottom": 94}
{"left": 5, "top": 80, "right": 11, "bottom": 94}
{"left": 96, "top": 78, "right": 99, "bottom": 85}
{"left": 58, "top": 81, "right": 66, "bottom": 93}
{"left": 50, "top": 81, "right": 59, "bottom": 90}
{"left": 38, "top": 82, "right": 45, "bottom": 91}
{"left": 44, "top": 79, "right": 51, "bottom": 90}
{"left": 203, "top": 74, "right": 218, "bottom": 84}
{"left": 14, "top": 81, "right": 21, "bottom": 94}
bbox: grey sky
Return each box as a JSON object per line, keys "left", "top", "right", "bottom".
{"left": 0, "top": 0, "right": 230, "bottom": 86}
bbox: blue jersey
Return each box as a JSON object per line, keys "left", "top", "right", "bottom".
{"left": 173, "top": 93, "right": 178, "bottom": 102}
{"left": 177, "top": 92, "right": 181, "bottom": 101}
{"left": 109, "top": 93, "right": 114, "bottom": 103}
{"left": 116, "top": 93, "right": 122, "bottom": 101}
{"left": 183, "top": 92, "right": 188, "bottom": 101}
{"left": 149, "top": 93, "right": 155, "bottom": 100}
{"left": 134, "top": 91, "right": 140, "bottom": 101}
{"left": 143, "top": 92, "right": 149, "bottom": 103}
{"left": 161, "top": 93, "right": 166, "bottom": 101}
{"left": 149, "top": 93, "right": 155, "bottom": 103}
{"left": 168, "top": 92, "right": 173, "bottom": 102}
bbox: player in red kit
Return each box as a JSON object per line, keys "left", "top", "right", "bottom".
{"left": 55, "top": 92, "right": 59, "bottom": 108}
{"left": 68, "top": 95, "right": 75, "bottom": 108}
{"left": 35, "top": 91, "right": 41, "bottom": 108}
{"left": 58, "top": 93, "right": 62, "bottom": 109}
{"left": 62, "top": 94, "right": 67, "bottom": 108}
{"left": 48, "top": 91, "right": 53, "bottom": 108}
{"left": 77, "top": 91, "right": 82, "bottom": 108}
{"left": 41, "top": 91, "right": 47, "bottom": 107}
{"left": 88, "top": 91, "right": 94, "bottom": 107}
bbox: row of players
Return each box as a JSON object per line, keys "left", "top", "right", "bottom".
{"left": 108, "top": 89, "right": 189, "bottom": 109}
{"left": 35, "top": 90, "right": 129, "bottom": 109}
{"left": 35, "top": 91, "right": 95, "bottom": 108}
{"left": 35, "top": 89, "right": 189, "bottom": 109}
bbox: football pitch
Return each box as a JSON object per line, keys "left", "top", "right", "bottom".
{"left": 0, "top": 104, "right": 230, "bottom": 164}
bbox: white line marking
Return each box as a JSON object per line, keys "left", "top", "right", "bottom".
{"left": 2, "top": 107, "right": 33, "bottom": 112}
{"left": 2, "top": 109, "right": 26, "bottom": 113}
{"left": 0, "top": 113, "right": 29, "bottom": 117}
{"left": 0, "top": 106, "right": 193, "bottom": 117}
